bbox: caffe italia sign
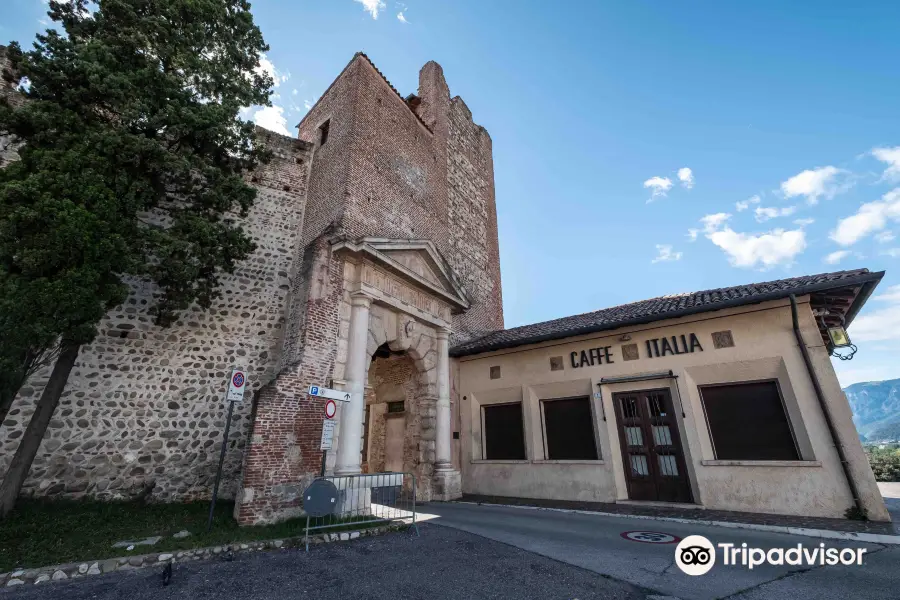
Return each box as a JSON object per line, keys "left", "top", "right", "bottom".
{"left": 570, "top": 332, "right": 704, "bottom": 368}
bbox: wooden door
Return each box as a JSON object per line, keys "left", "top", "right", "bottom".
{"left": 384, "top": 415, "right": 405, "bottom": 473}
{"left": 613, "top": 389, "right": 692, "bottom": 503}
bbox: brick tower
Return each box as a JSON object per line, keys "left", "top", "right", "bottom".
{"left": 234, "top": 54, "right": 502, "bottom": 523}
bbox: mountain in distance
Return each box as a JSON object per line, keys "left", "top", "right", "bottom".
{"left": 844, "top": 378, "right": 900, "bottom": 442}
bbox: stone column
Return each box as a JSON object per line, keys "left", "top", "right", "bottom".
{"left": 431, "top": 326, "right": 461, "bottom": 501}
{"left": 434, "top": 326, "right": 453, "bottom": 472}
{"left": 335, "top": 291, "right": 374, "bottom": 476}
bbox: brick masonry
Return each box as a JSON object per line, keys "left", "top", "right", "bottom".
{"left": 1, "top": 51, "right": 502, "bottom": 524}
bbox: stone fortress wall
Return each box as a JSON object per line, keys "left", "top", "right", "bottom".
{"left": 1, "top": 107, "right": 314, "bottom": 500}
{"left": 1, "top": 50, "right": 503, "bottom": 515}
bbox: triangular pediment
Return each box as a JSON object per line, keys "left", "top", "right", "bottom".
{"left": 332, "top": 237, "right": 470, "bottom": 312}
{"left": 384, "top": 250, "right": 443, "bottom": 288}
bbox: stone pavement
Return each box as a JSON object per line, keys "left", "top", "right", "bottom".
{"left": 461, "top": 493, "right": 900, "bottom": 535}
{"left": 0, "top": 525, "right": 648, "bottom": 600}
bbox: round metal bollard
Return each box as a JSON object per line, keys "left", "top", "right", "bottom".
{"left": 302, "top": 479, "right": 339, "bottom": 551}
{"left": 303, "top": 479, "right": 339, "bottom": 517}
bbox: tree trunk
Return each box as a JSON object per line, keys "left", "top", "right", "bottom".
{"left": 0, "top": 342, "right": 80, "bottom": 519}
{"left": 0, "top": 390, "right": 15, "bottom": 426}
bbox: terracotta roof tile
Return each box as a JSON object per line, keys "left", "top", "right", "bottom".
{"left": 450, "top": 269, "right": 884, "bottom": 356}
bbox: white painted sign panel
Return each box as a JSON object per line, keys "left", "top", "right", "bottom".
{"left": 320, "top": 420, "right": 336, "bottom": 450}
{"left": 226, "top": 368, "right": 247, "bottom": 403}
{"left": 308, "top": 385, "right": 352, "bottom": 403}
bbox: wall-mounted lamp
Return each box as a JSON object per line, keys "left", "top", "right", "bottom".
{"left": 618, "top": 334, "right": 632, "bottom": 342}
{"left": 827, "top": 325, "right": 852, "bottom": 348}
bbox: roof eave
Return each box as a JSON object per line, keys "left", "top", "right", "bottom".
{"left": 845, "top": 270, "right": 884, "bottom": 327}
{"left": 450, "top": 270, "right": 886, "bottom": 358}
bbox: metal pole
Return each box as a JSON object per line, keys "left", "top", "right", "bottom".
{"left": 207, "top": 400, "right": 236, "bottom": 532}
{"left": 320, "top": 449, "right": 327, "bottom": 477}
{"left": 411, "top": 472, "right": 419, "bottom": 537}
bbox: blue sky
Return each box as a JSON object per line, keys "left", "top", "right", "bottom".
{"left": 4, "top": 0, "right": 900, "bottom": 386}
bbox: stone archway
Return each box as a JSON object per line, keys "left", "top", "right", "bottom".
{"left": 364, "top": 345, "right": 434, "bottom": 499}
{"left": 328, "top": 248, "right": 462, "bottom": 501}
{"left": 361, "top": 306, "right": 441, "bottom": 501}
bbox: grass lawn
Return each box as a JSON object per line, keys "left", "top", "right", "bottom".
{"left": 0, "top": 499, "right": 385, "bottom": 571}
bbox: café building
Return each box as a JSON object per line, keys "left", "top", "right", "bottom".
{"left": 449, "top": 269, "right": 891, "bottom": 521}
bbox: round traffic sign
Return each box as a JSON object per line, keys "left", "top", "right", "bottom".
{"left": 620, "top": 531, "right": 680, "bottom": 544}
{"left": 232, "top": 371, "right": 245, "bottom": 388}
{"left": 324, "top": 399, "right": 337, "bottom": 419}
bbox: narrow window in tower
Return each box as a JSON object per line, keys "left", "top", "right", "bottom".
{"left": 318, "top": 119, "right": 330, "bottom": 145}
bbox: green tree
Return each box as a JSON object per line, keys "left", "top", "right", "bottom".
{"left": 0, "top": 0, "right": 273, "bottom": 517}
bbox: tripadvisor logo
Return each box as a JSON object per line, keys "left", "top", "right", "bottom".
{"left": 675, "top": 535, "right": 869, "bottom": 576}
{"left": 675, "top": 535, "right": 716, "bottom": 576}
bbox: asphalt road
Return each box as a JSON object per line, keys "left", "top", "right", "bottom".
{"left": 0, "top": 525, "right": 647, "bottom": 600}
{"left": 420, "top": 502, "right": 899, "bottom": 600}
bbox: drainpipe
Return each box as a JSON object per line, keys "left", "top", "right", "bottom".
{"left": 789, "top": 294, "right": 864, "bottom": 517}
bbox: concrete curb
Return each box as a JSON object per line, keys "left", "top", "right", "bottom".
{"left": 1, "top": 523, "right": 407, "bottom": 587}
{"left": 455, "top": 501, "right": 900, "bottom": 546}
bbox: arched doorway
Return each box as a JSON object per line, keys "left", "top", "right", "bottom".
{"left": 363, "top": 342, "right": 435, "bottom": 500}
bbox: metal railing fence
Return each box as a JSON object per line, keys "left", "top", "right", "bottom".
{"left": 303, "top": 471, "right": 419, "bottom": 550}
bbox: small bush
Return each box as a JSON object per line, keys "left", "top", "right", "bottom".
{"left": 865, "top": 448, "right": 900, "bottom": 482}
{"left": 844, "top": 505, "right": 868, "bottom": 521}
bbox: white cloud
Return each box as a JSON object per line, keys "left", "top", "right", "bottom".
{"left": 355, "top": 0, "right": 386, "bottom": 18}
{"left": 652, "top": 244, "right": 683, "bottom": 263}
{"left": 780, "top": 166, "right": 849, "bottom": 205}
{"left": 255, "top": 54, "right": 289, "bottom": 88}
{"left": 754, "top": 205, "right": 797, "bottom": 222}
{"left": 849, "top": 285, "right": 900, "bottom": 342}
{"left": 686, "top": 228, "right": 699, "bottom": 242}
{"left": 397, "top": 11, "right": 409, "bottom": 23}
{"left": 735, "top": 195, "right": 761, "bottom": 212}
{"left": 824, "top": 250, "right": 851, "bottom": 265}
{"left": 677, "top": 167, "right": 694, "bottom": 189}
{"left": 252, "top": 105, "right": 291, "bottom": 136}
{"left": 882, "top": 248, "right": 900, "bottom": 258}
{"left": 830, "top": 188, "right": 900, "bottom": 246}
{"left": 292, "top": 89, "right": 298, "bottom": 96}
{"left": 708, "top": 228, "right": 806, "bottom": 269}
{"left": 700, "top": 212, "right": 731, "bottom": 234}
{"left": 876, "top": 231, "right": 895, "bottom": 243}
{"left": 794, "top": 218, "right": 815, "bottom": 227}
{"left": 643, "top": 176, "right": 673, "bottom": 202}
{"left": 699, "top": 213, "right": 805, "bottom": 269}
{"left": 304, "top": 99, "right": 314, "bottom": 111}
{"left": 873, "top": 147, "right": 900, "bottom": 182}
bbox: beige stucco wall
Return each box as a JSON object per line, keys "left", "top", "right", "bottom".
{"left": 457, "top": 296, "right": 889, "bottom": 521}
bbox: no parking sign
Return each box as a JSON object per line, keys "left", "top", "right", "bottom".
{"left": 226, "top": 368, "right": 246, "bottom": 403}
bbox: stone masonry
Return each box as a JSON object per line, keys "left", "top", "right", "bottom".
{"left": 1, "top": 51, "right": 502, "bottom": 523}
{"left": 1, "top": 129, "right": 312, "bottom": 501}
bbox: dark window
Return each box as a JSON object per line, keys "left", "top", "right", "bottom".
{"left": 387, "top": 401, "right": 405, "bottom": 413}
{"left": 318, "top": 119, "right": 330, "bottom": 145}
{"left": 490, "top": 366, "right": 501, "bottom": 379}
{"left": 543, "top": 397, "right": 598, "bottom": 460}
{"left": 483, "top": 403, "right": 525, "bottom": 460}
{"left": 700, "top": 381, "right": 799, "bottom": 461}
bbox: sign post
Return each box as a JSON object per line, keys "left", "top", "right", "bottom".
{"left": 309, "top": 385, "right": 349, "bottom": 477}
{"left": 207, "top": 368, "right": 246, "bottom": 531}
{"left": 308, "top": 385, "right": 352, "bottom": 403}
{"left": 319, "top": 407, "right": 337, "bottom": 476}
